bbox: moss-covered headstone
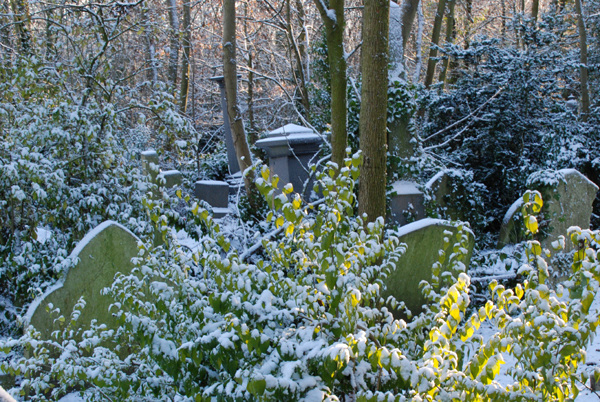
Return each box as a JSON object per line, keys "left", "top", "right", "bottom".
{"left": 498, "top": 169, "right": 598, "bottom": 249}
{"left": 24, "top": 221, "right": 140, "bottom": 339}
{"left": 383, "top": 219, "right": 474, "bottom": 318}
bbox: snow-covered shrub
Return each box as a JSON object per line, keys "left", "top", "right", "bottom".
{"left": 3, "top": 161, "right": 600, "bottom": 401}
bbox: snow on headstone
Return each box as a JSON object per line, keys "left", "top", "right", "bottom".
{"left": 498, "top": 169, "right": 598, "bottom": 249}
{"left": 388, "top": 180, "right": 425, "bottom": 226}
{"left": 141, "top": 149, "right": 159, "bottom": 182}
{"left": 0, "top": 386, "right": 16, "bottom": 402}
{"left": 24, "top": 221, "right": 140, "bottom": 339}
{"left": 382, "top": 219, "right": 474, "bottom": 318}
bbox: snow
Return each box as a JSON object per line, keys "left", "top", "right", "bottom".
{"left": 140, "top": 149, "right": 157, "bottom": 156}
{"left": 390, "top": 180, "right": 422, "bottom": 195}
{"left": 391, "top": 217, "right": 473, "bottom": 239}
{"left": 196, "top": 179, "right": 228, "bottom": 186}
{"left": 268, "top": 124, "right": 314, "bottom": 137}
{"left": 502, "top": 197, "right": 523, "bottom": 226}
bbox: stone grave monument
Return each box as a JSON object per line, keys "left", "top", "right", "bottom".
{"left": 382, "top": 218, "right": 474, "bottom": 318}
{"left": 388, "top": 181, "right": 425, "bottom": 226}
{"left": 24, "top": 221, "right": 140, "bottom": 339}
{"left": 140, "top": 150, "right": 182, "bottom": 188}
{"left": 498, "top": 169, "right": 598, "bottom": 249}
{"left": 255, "top": 124, "right": 323, "bottom": 195}
{"left": 195, "top": 180, "right": 231, "bottom": 218}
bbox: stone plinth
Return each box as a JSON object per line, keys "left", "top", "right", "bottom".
{"left": 255, "top": 124, "right": 322, "bottom": 194}
{"left": 388, "top": 181, "right": 425, "bottom": 226}
{"left": 382, "top": 219, "right": 474, "bottom": 318}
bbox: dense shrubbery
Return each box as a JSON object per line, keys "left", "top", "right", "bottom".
{"left": 3, "top": 157, "right": 600, "bottom": 401}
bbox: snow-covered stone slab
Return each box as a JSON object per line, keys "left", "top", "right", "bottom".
{"left": 0, "top": 386, "right": 16, "bottom": 402}
{"left": 195, "top": 180, "right": 229, "bottom": 208}
{"left": 498, "top": 169, "right": 598, "bottom": 249}
{"left": 158, "top": 169, "right": 182, "bottom": 188}
{"left": 388, "top": 180, "right": 425, "bottom": 226}
{"left": 25, "top": 221, "right": 140, "bottom": 339}
{"left": 383, "top": 218, "right": 474, "bottom": 317}
{"left": 141, "top": 149, "right": 159, "bottom": 182}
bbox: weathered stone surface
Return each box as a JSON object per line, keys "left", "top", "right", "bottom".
{"left": 141, "top": 149, "right": 159, "bottom": 182}
{"left": 195, "top": 180, "right": 230, "bottom": 208}
{"left": 159, "top": 169, "right": 182, "bottom": 188}
{"left": 382, "top": 219, "right": 474, "bottom": 317}
{"left": 498, "top": 169, "right": 598, "bottom": 249}
{"left": 25, "top": 221, "right": 140, "bottom": 339}
{"left": 0, "top": 386, "right": 16, "bottom": 402}
{"left": 388, "top": 181, "right": 425, "bottom": 226}
{"left": 255, "top": 124, "right": 322, "bottom": 195}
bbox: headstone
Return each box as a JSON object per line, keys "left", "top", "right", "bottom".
{"left": 498, "top": 169, "right": 598, "bottom": 249}
{"left": 210, "top": 75, "right": 240, "bottom": 174}
{"left": 425, "top": 169, "right": 484, "bottom": 222}
{"left": 255, "top": 124, "right": 323, "bottom": 194}
{"left": 0, "top": 386, "right": 16, "bottom": 402}
{"left": 382, "top": 219, "right": 474, "bottom": 317}
{"left": 141, "top": 150, "right": 159, "bottom": 182}
{"left": 24, "top": 221, "right": 140, "bottom": 339}
{"left": 195, "top": 180, "right": 231, "bottom": 218}
{"left": 158, "top": 169, "right": 182, "bottom": 188}
{"left": 388, "top": 181, "right": 425, "bottom": 226}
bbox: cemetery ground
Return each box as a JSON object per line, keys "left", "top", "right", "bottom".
{"left": 3, "top": 158, "right": 600, "bottom": 400}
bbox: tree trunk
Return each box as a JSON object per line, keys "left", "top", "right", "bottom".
{"left": 464, "top": 0, "right": 473, "bottom": 48}
{"left": 399, "top": 0, "right": 420, "bottom": 50}
{"left": 532, "top": 0, "right": 540, "bottom": 22}
{"left": 423, "top": 0, "right": 447, "bottom": 88}
{"left": 358, "top": 0, "right": 389, "bottom": 223}
{"left": 142, "top": 7, "right": 158, "bottom": 84}
{"left": 179, "top": 0, "right": 191, "bottom": 114}
{"left": 223, "top": 0, "right": 254, "bottom": 194}
{"left": 574, "top": 0, "right": 590, "bottom": 120}
{"left": 313, "top": 0, "right": 347, "bottom": 168}
{"left": 9, "top": 0, "right": 31, "bottom": 54}
{"left": 438, "top": 0, "right": 456, "bottom": 89}
{"left": 166, "top": 0, "right": 180, "bottom": 88}
{"left": 286, "top": 0, "right": 311, "bottom": 119}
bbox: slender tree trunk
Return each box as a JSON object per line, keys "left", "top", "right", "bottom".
{"left": 313, "top": 0, "right": 347, "bottom": 168}
{"left": 9, "top": 0, "right": 31, "bottom": 54}
{"left": 286, "top": 0, "right": 310, "bottom": 119}
{"left": 413, "top": 0, "right": 424, "bottom": 81}
{"left": 166, "top": 0, "right": 180, "bottom": 88}
{"left": 142, "top": 7, "right": 158, "bottom": 84}
{"left": 532, "top": 0, "right": 540, "bottom": 22}
{"left": 575, "top": 0, "right": 590, "bottom": 120}
{"left": 358, "top": 0, "right": 389, "bottom": 222}
{"left": 438, "top": 0, "right": 456, "bottom": 89}
{"left": 423, "top": 0, "right": 447, "bottom": 88}
{"left": 223, "top": 0, "right": 254, "bottom": 193}
{"left": 243, "top": 3, "right": 257, "bottom": 141}
{"left": 179, "top": 0, "right": 191, "bottom": 114}
{"left": 399, "top": 0, "right": 421, "bottom": 50}
{"left": 464, "top": 0, "right": 473, "bottom": 48}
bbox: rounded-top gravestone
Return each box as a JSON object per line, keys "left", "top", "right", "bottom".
{"left": 25, "top": 221, "right": 140, "bottom": 339}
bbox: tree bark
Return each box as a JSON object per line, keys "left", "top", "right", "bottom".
{"left": 424, "top": 0, "right": 447, "bottom": 88}
{"left": 166, "top": 0, "right": 180, "bottom": 88}
{"left": 179, "top": 0, "right": 191, "bottom": 114}
{"left": 358, "top": 0, "right": 389, "bottom": 223}
{"left": 438, "top": 0, "right": 456, "bottom": 89}
{"left": 9, "top": 0, "right": 31, "bottom": 54}
{"left": 223, "top": 0, "right": 254, "bottom": 193}
{"left": 313, "top": 0, "right": 347, "bottom": 168}
{"left": 575, "top": 0, "right": 590, "bottom": 120}
{"left": 142, "top": 6, "right": 158, "bottom": 84}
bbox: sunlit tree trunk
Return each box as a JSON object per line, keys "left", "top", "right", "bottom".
{"left": 438, "top": 0, "right": 456, "bottom": 89}
{"left": 575, "top": 0, "right": 590, "bottom": 120}
{"left": 223, "top": 0, "right": 254, "bottom": 194}
{"left": 166, "top": 0, "right": 180, "bottom": 87}
{"left": 313, "top": 0, "right": 347, "bottom": 168}
{"left": 359, "top": 0, "right": 389, "bottom": 222}
{"left": 10, "top": 0, "right": 31, "bottom": 54}
{"left": 424, "top": 0, "right": 447, "bottom": 88}
{"left": 179, "top": 0, "right": 191, "bottom": 113}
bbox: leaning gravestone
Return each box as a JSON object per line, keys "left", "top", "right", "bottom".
{"left": 382, "top": 218, "right": 474, "bottom": 318}
{"left": 24, "top": 221, "right": 140, "bottom": 339}
{"left": 0, "top": 386, "right": 16, "bottom": 402}
{"left": 498, "top": 169, "right": 598, "bottom": 250}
